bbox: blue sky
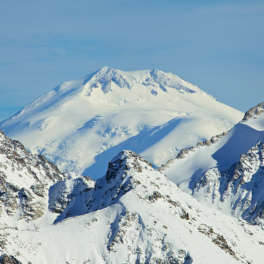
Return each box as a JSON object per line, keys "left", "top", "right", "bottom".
{"left": 0, "top": 0, "right": 264, "bottom": 121}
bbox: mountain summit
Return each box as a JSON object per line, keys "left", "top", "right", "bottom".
{"left": 0, "top": 67, "right": 243, "bottom": 178}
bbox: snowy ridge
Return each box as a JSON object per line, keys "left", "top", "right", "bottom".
{"left": 0, "top": 67, "right": 243, "bottom": 179}
{"left": 162, "top": 102, "right": 264, "bottom": 225}
{"left": 159, "top": 129, "right": 231, "bottom": 172}
{"left": 1, "top": 150, "right": 264, "bottom": 263}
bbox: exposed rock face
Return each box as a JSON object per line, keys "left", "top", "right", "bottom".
{"left": 43, "top": 151, "right": 258, "bottom": 263}
{"left": 51, "top": 151, "right": 223, "bottom": 263}
{"left": 189, "top": 141, "right": 264, "bottom": 225}
{"left": 0, "top": 130, "right": 64, "bottom": 223}
{"left": 49, "top": 175, "right": 95, "bottom": 214}
{"left": 0, "top": 254, "right": 22, "bottom": 264}
{"left": 55, "top": 150, "right": 155, "bottom": 222}
{"left": 242, "top": 102, "right": 264, "bottom": 121}
{"left": 0, "top": 149, "right": 263, "bottom": 263}
{"left": 160, "top": 102, "right": 264, "bottom": 227}
{"left": 159, "top": 130, "right": 230, "bottom": 172}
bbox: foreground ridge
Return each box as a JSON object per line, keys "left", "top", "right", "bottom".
{"left": 0, "top": 139, "right": 263, "bottom": 263}
{"left": 162, "top": 102, "right": 264, "bottom": 226}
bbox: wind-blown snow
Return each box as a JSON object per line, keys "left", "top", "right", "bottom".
{"left": 0, "top": 67, "right": 243, "bottom": 179}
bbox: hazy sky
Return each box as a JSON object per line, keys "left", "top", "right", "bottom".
{"left": 0, "top": 0, "right": 264, "bottom": 121}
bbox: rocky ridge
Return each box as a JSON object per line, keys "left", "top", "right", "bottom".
{"left": 1, "top": 150, "right": 262, "bottom": 263}
{"left": 160, "top": 101, "right": 264, "bottom": 174}
{"left": 0, "top": 128, "right": 263, "bottom": 263}
{"left": 0, "top": 130, "right": 64, "bottom": 224}
{"left": 161, "top": 102, "right": 264, "bottom": 226}
{"left": 159, "top": 130, "right": 230, "bottom": 172}
{"left": 0, "top": 129, "right": 95, "bottom": 260}
{"left": 189, "top": 141, "right": 264, "bottom": 225}
{"left": 242, "top": 102, "right": 264, "bottom": 121}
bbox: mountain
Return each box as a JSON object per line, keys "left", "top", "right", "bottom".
{"left": 1, "top": 148, "right": 264, "bottom": 263}
{"left": 0, "top": 67, "right": 243, "bottom": 179}
{"left": 0, "top": 129, "right": 94, "bottom": 231}
{"left": 0, "top": 129, "right": 64, "bottom": 228}
{"left": 161, "top": 102, "right": 264, "bottom": 225}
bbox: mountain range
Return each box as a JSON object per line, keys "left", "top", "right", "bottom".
{"left": 0, "top": 132, "right": 263, "bottom": 263}
{"left": 0, "top": 67, "right": 263, "bottom": 263}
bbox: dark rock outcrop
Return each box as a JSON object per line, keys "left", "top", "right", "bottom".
{"left": 0, "top": 254, "right": 22, "bottom": 264}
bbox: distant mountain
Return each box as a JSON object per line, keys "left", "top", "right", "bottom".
{"left": 161, "top": 102, "right": 264, "bottom": 225}
{"left": 1, "top": 147, "right": 263, "bottom": 263}
{"left": 0, "top": 67, "right": 243, "bottom": 179}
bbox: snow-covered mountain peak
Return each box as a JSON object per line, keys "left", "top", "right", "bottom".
{"left": 55, "top": 150, "right": 168, "bottom": 223}
{"left": 0, "top": 67, "right": 208, "bottom": 126}
{"left": 95, "top": 150, "right": 157, "bottom": 201}
{"left": 82, "top": 66, "right": 136, "bottom": 95}
{"left": 0, "top": 68, "right": 243, "bottom": 178}
{"left": 106, "top": 150, "right": 154, "bottom": 182}
{"left": 80, "top": 66, "right": 204, "bottom": 97}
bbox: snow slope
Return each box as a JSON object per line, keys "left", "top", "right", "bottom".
{"left": 161, "top": 102, "right": 264, "bottom": 225}
{"left": 2, "top": 150, "right": 264, "bottom": 264}
{"left": 0, "top": 67, "right": 243, "bottom": 179}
